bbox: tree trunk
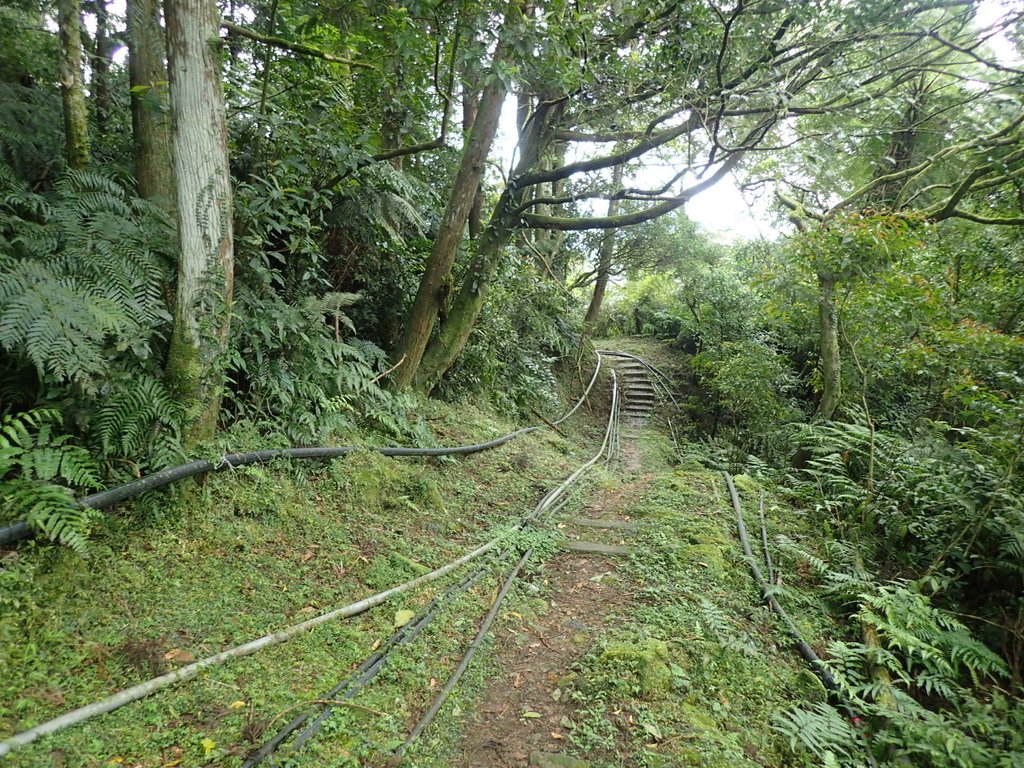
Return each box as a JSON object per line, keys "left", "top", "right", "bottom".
{"left": 414, "top": 99, "right": 565, "bottom": 392}
{"left": 164, "top": 0, "right": 234, "bottom": 445}
{"left": 815, "top": 272, "right": 841, "bottom": 421}
{"left": 584, "top": 163, "right": 623, "bottom": 326}
{"left": 92, "top": 0, "right": 112, "bottom": 134}
{"left": 461, "top": 72, "right": 484, "bottom": 239}
{"left": 390, "top": 9, "right": 517, "bottom": 390}
{"left": 381, "top": 48, "right": 406, "bottom": 171}
{"left": 127, "top": 0, "right": 175, "bottom": 209}
{"left": 57, "top": 0, "right": 90, "bottom": 169}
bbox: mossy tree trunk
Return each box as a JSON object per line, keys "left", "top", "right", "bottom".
{"left": 584, "top": 162, "right": 623, "bottom": 327}
{"left": 413, "top": 99, "right": 565, "bottom": 392}
{"left": 461, "top": 65, "right": 484, "bottom": 240}
{"left": 57, "top": 0, "right": 90, "bottom": 170}
{"left": 91, "top": 0, "right": 112, "bottom": 134}
{"left": 389, "top": 7, "right": 518, "bottom": 390}
{"left": 815, "top": 272, "right": 841, "bottom": 421}
{"left": 126, "top": 0, "right": 175, "bottom": 209}
{"left": 164, "top": 0, "right": 234, "bottom": 446}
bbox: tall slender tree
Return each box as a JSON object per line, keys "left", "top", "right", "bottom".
{"left": 56, "top": 0, "right": 89, "bottom": 169}
{"left": 126, "top": 0, "right": 174, "bottom": 208}
{"left": 584, "top": 162, "right": 624, "bottom": 328}
{"left": 164, "top": 0, "right": 234, "bottom": 445}
{"left": 389, "top": 3, "right": 519, "bottom": 390}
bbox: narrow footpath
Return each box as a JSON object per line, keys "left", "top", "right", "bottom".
{"left": 455, "top": 361, "right": 658, "bottom": 768}
{"left": 456, "top": 474, "right": 652, "bottom": 768}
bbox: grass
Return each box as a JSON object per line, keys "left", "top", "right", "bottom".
{"left": 0, "top": 393, "right": 609, "bottom": 767}
{"left": 1, "top": 347, "right": 855, "bottom": 768}
{"left": 541, "top": 427, "right": 841, "bottom": 768}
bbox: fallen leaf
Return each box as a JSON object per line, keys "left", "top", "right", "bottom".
{"left": 300, "top": 551, "right": 315, "bottom": 563}
{"left": 394, "top": 609, "right": 416, "bottom": 628}
{"left": 229, "top": 700, "right": 246, "bottom": 710}
{"left": 522, "top": 711, "right": 542, "bottom": 719}
{"left": 163, "top": 649, "right": 194, "bottom": 664}
{"left": 642, "top": 722, "right": 663, "bottom": 741}
{"left": 550, "top": 732, "right": 563, "bottom": 740}
{"left": 551, "top": 688, "right": 562, "bottom": 701}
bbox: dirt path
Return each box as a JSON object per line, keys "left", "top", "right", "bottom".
{"left": 455, "top": 471, "right": 651, "bottom": 768}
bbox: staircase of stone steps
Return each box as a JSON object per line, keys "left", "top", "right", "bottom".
{"left": 613, "top": 359, "right": 659, "bottom": 428}
{"left": 553, "top": 354, "right": 665, "bottom": 560}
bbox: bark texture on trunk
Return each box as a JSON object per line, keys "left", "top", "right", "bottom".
{"left": 816, "top": 272, "right": 841, "bottom": 421}
{"left": 390, "top": 10, "right": 517, "bottom": 390}
{"left": 461, "top": 72, "right": 484, "bottom": 239}
{"left": 164, "top": 0, "right": 234, "bottom": 445}
{"left": 92, "top": 0, "right": 112, "bottom": 133}
{"left": 413, "top": 99, "right": 565, "bottom": 393}
{"left": 127, "top": 0, "right": 175, "bottom": 208}
{"left": 57, "top": 0, "right": 90, "bottom": 170}
{"left": 583, "top": 163, "right": 623, "bottom": 326}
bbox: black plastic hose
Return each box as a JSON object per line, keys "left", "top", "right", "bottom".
{"left": 723, "top": 471, "right": 840, "bottom": 691}
{"left": 0, "top": 356, "right": 606, "bottom": 547}
{"left": 240, "top": 563, "right": 490, "bottom": 767}
{"left": 245, "top": 373, "right": 621, "bottom": 765}
{"left": 724, "top": 473, "right": 880, "bottom": 767}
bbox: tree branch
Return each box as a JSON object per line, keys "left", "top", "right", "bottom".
{"left": 221, "top": 20, "right": 375, "bottom": 69}
{"left": 523, "top": 151, "right": 743, "bottom": 231}
{"left": 515, "top": 111, "right": 702, "bottom": 187}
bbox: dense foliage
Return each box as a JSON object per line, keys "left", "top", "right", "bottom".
{"left": 0, "top": 0, "right": 1022, "bottom": 763}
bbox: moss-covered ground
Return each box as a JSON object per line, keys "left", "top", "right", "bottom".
{"left": 1, "top": 347, "right": 845, "bottom": 767}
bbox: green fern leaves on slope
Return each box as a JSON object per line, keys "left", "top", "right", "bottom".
{"left": 0, "top": 168, "right": 173, "bottom": 393}
{"left": 93, "top": 375, "right": 185, "bottom": 470}
{"left": 0, "top": 167, "right": 184, "bottom": 483}
{"left": 0, "top": 409, "right": 100, "bottom": 552}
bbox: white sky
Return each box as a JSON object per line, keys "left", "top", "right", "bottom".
{"left": 491, "top": 0, "right": 1021, "bottom": 245}
{"left": 493, "top": 97, "right": 771, "bottom": 244}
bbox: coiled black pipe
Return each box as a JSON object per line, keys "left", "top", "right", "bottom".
{"left": 0, "top": 356, "right": 605, "bottom": 547}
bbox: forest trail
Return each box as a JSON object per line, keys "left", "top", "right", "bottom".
{"left": 456, "top": 466, "right": 653, "bottom": 768}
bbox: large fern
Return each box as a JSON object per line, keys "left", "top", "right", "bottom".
{"left": 0, "top": 168, "right": 173, "bottom": 394}
{"left": 0, "top": 409, "right": 100, "bottom": 552}
{"left": 92, "top": 374, "right": 185, "bottom": 470}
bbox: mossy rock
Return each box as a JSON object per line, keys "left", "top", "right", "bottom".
{"left": 597, "top": 639, "right": 672, "bottom": 697}
{"left": 674, "top": 454, "right": 706, "bottom": 472}
{"left": 732, "top": 473, "right": 762, "bottom": 495}
{"left": 410, "top": 477, "right": 445, "bottom": 511}
{"left": 678, "top": 543, "right": 727, "bottom": 572}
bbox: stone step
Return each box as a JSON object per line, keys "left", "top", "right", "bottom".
{"left": 567, "top": 517, "right": 639, "bottom": 530}
{"left": 560, "top": 541, "right": 633, "bottom": 555}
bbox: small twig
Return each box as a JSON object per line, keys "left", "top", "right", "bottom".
{"left": 530, "top": 408, "right": 565, "bottom": 437}
{"left": 371, "top": 355, "right": 406, "bottom": 385}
